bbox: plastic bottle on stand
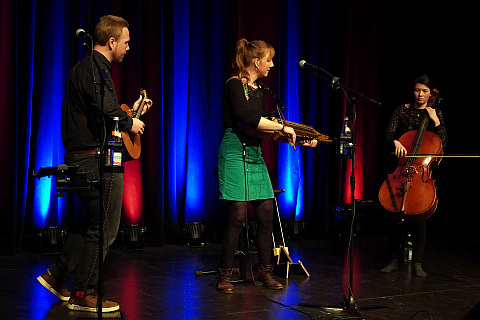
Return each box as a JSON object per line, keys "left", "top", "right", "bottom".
{"left": 339, "top": 116, "right": 353, "bottom": 158}
{"left": 404, "top": 233, "right": 413, "bottom": 262}
{"left": 106, "top": 117, "right": 123, "bottom": 167}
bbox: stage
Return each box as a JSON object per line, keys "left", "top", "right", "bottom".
{"left": 1, "top": 229, "right": 480, "bottom": 320}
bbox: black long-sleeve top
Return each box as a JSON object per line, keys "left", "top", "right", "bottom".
{"left": 385, "top": 104, "right": 447, "bottom": 147}
{"left": 222, "top": 77, "right": 267, "bottom": 131}
{"left": 61, "top": 50, "right": 133, "bottom": 150}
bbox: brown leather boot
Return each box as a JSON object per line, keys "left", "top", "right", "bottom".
{"left": 253, "top": 264, "right": 283, "bottom": 290}
{"left": 217, "top": 268, "right": 234, "bottom": 294}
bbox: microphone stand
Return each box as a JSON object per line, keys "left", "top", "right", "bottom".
{"left": 298, "top": 66, "right": 387, "bottom": 318}
{"left": 258, "top": 82, "right": 288, "bottom": 119}
{"left": 83, "top": 34, "right": 109, "bottom": 319}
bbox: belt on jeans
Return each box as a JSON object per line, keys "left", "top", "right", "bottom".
{"left": 67, "top": 148, "right": 101, "bottom": 155}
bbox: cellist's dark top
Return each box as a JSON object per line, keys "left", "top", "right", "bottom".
{"left": 385, "top": 104, "right": 447, "bottom": 147}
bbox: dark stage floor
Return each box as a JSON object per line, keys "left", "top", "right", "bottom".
{"left": 2, "top": 230, "right": 480, "bottom": 320}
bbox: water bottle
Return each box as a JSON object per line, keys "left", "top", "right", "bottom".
{"left": 339, "top": 117, "right": 353, "bottom": 158}
{"left": 105, "top": 117, "right": 123, "bottom": 167}
{"left": 404, "top": 233, "right": 413, "bottom": 262}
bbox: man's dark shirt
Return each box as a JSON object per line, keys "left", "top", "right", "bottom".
{"left": 61, "top": 50, "right": 133, "bottom": 150}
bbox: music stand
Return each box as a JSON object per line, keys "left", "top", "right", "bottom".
{"left": 298, "top": 66, "right": 387, "bottom": 317}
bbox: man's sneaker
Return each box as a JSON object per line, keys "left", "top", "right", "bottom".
{"left": 67, "top": 293, "right": 120, "bottom": 312}
{"left": 36, "top": 269, "right": 70, "bottom": 301}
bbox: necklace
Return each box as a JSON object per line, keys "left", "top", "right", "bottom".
{"left": 241, "top": 76, "right": 250, "bottom": 101}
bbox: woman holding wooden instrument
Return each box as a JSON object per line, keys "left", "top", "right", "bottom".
{"left": 216, "top": 38, "right": 317, "bottom": 294}
{"left": 380, "top": 74, "right": 447, "bottom": 277}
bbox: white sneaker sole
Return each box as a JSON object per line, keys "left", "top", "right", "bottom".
{"left": 66, "top": 302, "right": 120, "bottom": 312}
{"left": 36, "top": 275, "right": 70, "bottom": 301}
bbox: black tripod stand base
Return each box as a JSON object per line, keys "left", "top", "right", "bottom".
{"left": 298, "top": 302, "right": 363, "bottom": 319}
{"left": 299, "top": 296, "right": 388, "bottom": 319}
{"left": 194, "top": 269, "right": 254, "bottom": 285}
{"left": 343, "top": 295, "right": 389, "bottom": 311}
{"left": 194, "top": 270, "right": 217, "bottom": 276}
{"left": 231, "top": 278, "right": 255, "bottom": 284}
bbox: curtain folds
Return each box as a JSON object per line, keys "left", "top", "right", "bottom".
{"left": 12, "top": 0, "right": 478, "bottom": 253}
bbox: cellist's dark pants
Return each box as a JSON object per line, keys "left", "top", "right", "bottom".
{"left": 387, "top": 219, "right": 427, "bottom": 263}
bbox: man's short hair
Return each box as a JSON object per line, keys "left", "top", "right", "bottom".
{"left": 94, "top": 15, "right": 129, "bottom": 46}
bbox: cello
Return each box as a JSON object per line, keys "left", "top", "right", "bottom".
{"left": 378, "top": 89, "right": 443, "bottom": 220}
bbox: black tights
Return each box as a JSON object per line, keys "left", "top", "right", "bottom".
{"left": 220, "top": 199, "right": 274, "bottom": 269}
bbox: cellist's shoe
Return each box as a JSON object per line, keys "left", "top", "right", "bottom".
{"left": 414, "top": 262, "right": 427, "bottom": 277}
{"left": 381, "top": 259, "right": 399, "bottom": 273}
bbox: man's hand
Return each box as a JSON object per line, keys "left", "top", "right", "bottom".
{"left": 132, "top": 95, "right": 153, "bottom": 116}
{"left": 130, "top": 118, "right": 145, "bottom": 135}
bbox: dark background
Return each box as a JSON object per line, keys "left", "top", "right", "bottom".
{"left": 1, "top": 0, "right": 478, "bottom": 254}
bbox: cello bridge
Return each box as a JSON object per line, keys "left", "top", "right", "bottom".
{"left": 405, "top": 166, "right": 418, "bottom": 176}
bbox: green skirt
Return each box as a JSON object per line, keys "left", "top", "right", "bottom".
{"left": 218, "top": 128, "right": 274, "bottom": 201}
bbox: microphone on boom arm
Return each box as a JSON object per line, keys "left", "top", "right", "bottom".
{"left": 75, "top": 28, "right": 90, "bottom": 39}
{"left": 299, "top": 60, "right": 341, "bottom": 89}
{"left": 299, "top": 60, "right": 324, "bottom": 72}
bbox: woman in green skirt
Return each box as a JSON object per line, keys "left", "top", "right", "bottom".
{"left": 216, "top": 38, "right": 317, "bottom": 293}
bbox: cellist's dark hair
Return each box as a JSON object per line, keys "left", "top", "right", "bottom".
{"left": 414, "top": 74, "right": 435, "bottom": 91}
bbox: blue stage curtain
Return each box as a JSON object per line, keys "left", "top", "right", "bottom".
{"left": 0, "top": 0, "right": 380, "bottom": 250}
{"left": 4, "top": 0, "right": 476, "bottom": 252}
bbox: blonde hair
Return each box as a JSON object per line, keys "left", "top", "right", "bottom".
{"left": 94, "top": 15, "right": 129, "bottom": 46}
{"left": 233, "top": 38, "right": 275, "bottom": 81}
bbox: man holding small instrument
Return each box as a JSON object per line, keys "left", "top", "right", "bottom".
{"left": 36, "top": 15, "right": 152, "bottom": 312}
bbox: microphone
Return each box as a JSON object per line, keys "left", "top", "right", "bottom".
{"left": 300, "top": 60, "right": 341, "bottom": 89}
{"left": 299, "top": 60, "right": 323, "bottom": 72}
{"left": 75, "top": 29, "right": 89, "bottom": 38}
{"left": 332, "top": 76, "right": 341, "bottom": 89}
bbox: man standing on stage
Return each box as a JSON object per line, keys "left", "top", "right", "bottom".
{"left": 36, "top": 15, "right": 152, "bottom": 312}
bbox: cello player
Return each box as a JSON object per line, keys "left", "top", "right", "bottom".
{"left": 381, "top": 74, "right": 447, "bottom": 277}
